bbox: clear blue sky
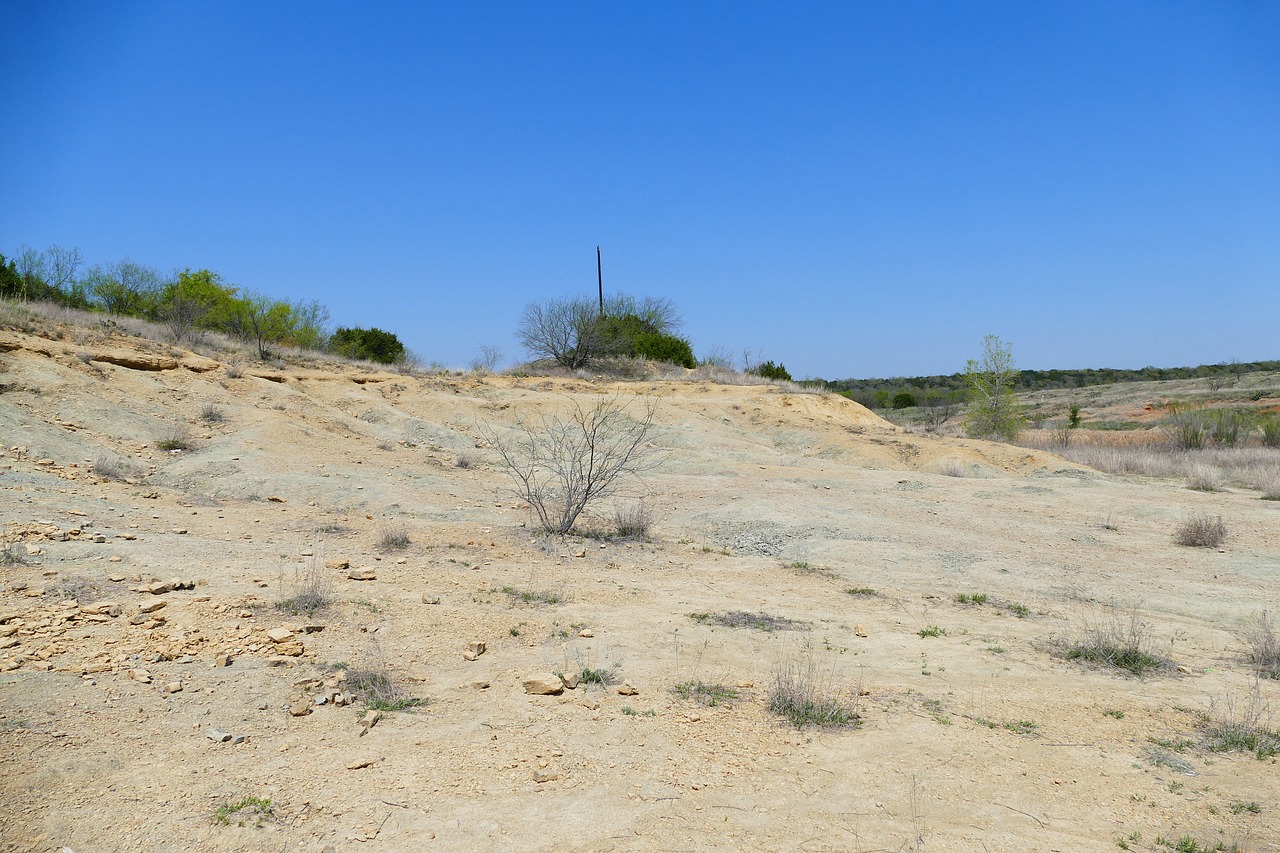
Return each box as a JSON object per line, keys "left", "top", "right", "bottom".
{"left": 3, "top": 1, "right": 1277, "bottom": 379}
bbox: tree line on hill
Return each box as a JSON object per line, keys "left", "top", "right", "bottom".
{"left": 0, "top": 245, "right": 405, "bottom": 364}
{"left": 821, "top": 359, "right": 1280, "bottom": 411}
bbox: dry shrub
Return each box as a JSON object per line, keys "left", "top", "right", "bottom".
{"left": 613, "top": 501, "right": 654, "bottom": 539}
{"left": 155, "top": 425, "right": 193, "bottom": 451}
{"left": 1203, "top": 681, "right": 1280, "bottom": 759}
{"left": 1174, "top": 514, "right": 1227, "bottom": 547}
{"left": 275, "top": 560, "right": 333, "bottom": 616}
{"left": 376, "top": 524, "right": 411, "bottom": 551}
{"left": 1243, "top": 611, "right": 1280, "bottom": 679}
{"left": 1065, "top": 604, "right": 1167, "bottom": 675}
{"left": 92, "top": 456, "right": 139, "bottom": 481}
{"left": 768, "top": 656, "right": 860, "bottom": 729}
{"left": 1184, "top": 463, "right": 1222, "bottom": 492}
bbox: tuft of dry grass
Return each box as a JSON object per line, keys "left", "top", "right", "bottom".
{"left": 1203, "top": 681, "right": 1280, "bottom": 759}
{"left": 275, "top": 560, "right": 333, "bottom": 616}
{"left": 1065, "top": 604, "right": 1167, "bottom": 675}
{"left": 1174, "top": 514, "right": 1227, "bottom": 547}
{"left": 613, "top": 501, "right": 655, "bottom": 539}
{"left": 376, "top": 524, "right": 411, "bottom": 551}
{"left": 199, "top": 402, "right": 225, "bottom": 423}
{"left": 690, "top": 611, "right": 804, "bottom": 632}
{"left": 1184, "top": 463, "right": 1222, "bottom": 492}
{"left": 1243, "top": 611, "right": 1280, "bottom": 679}
{"left": 768, "top": 657, "right": 860, "bottom": 729}
{"left": 155, "top": 424, "right": 193, "bottom": 451}
{"left": 92, "top": 455, "right": 140, "bottom": 481}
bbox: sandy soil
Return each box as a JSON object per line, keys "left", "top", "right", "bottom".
{"left": 1, "top": 325, "right": 1278, "bottom": 853}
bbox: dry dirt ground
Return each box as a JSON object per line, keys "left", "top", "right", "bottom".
{"left": 1, "top": 324, "right": 1278, "bottom": 853}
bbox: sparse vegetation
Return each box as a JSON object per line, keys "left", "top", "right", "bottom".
{"left": 499, "top": 586, "right": 562, "bottom": 606}
{"left": 1066, "top": 605, "right": 1167, "bottom": 675}
{"left": 767, "top": 656, "right": 860, "bottom": 729}
{"left": 1202, "top": 683, "right": 1280, "bottom": 759}
{"left": 1243, "top": 610, "right": 1280, "bottom": 679}
{"left": 92, "top": 455, "right": 139, "bottom": 480}
{"left": 199, "top": 401, "right": 225, "bottom": 423}
{"left": 845, "top": 586, "right": 877, "bottom": 597}
{"left": 673, "top": 680, "right": 740, "bottom": 707}
{"left": 376, "top": 524, "right": 411, "bottom": 551}
{"left": 579, "top": 666, "right": 618, "bottom": 685}
{"left": 963, "top": 334, "right": 1025, "bottom": 441}
{"left": 155, "top": 425, "right": 193, "bottom": 451}
{"left": 345, "top": 668, "right": 424, "bottom": 712}
{"left": 1174, "top": 514, "right": 1226, "bottom": 548}
{"left": 454, "top": 451, "right": 476, "bottom": 469}
{"left": 480, "top": 394, "right": 662, "bottom": 535}
{"left": 275, "top": 560, "right": 332, "bottom": 616}
{"left": 917, "top": 625, "right": 946, "bottom": 638}
{"left": 1, "top": 543, "right": 30, "bottom": 566}
{"left": 44, "top": 574, "right": 98, "bottom": 603}
{"left": 214, "top": 795, "right": 274, "bottom": 828}
{"left": 955, "top": 592, "right": 988, "bottom": 605}
{"left": 613, "top": 501, "right": 654, "bottom": 539}
{"left": 689, "top": 611, "right": 803, "bottom": 632}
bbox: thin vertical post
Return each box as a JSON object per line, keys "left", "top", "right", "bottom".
{"left": 597, "top": 245, "right": 604, "bottom": 317}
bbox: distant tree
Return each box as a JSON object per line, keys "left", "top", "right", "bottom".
{"left": 86, "top": 260, "right": 165, "bottom": 316}
{"left": 330, "top": 326, "right": 405, "bottom": 364}
{"left": 891, "top": 391, "right": 918, "bottom": 409}
{"left": 751, "top": 360, "right": 792, "bottom": 382}
{"left": 0, "top": 253, "right": 22, "bottom": 299}
{"left": 287, "top": 299, "right": 330, "bottom": 350}
{"left": 236, "top": 291, "right": 296, "bottom": 359}
{"left": 157, "top": 269, "right": 239, "bottom": 342}
{"left": 518, "top": 293, "right": 686, "bottom": 369}
{"left": 963, "top": 335, "right": 1024, "bottom": 441}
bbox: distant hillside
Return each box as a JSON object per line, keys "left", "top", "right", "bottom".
{"left": 824, "top": 359, "right": 1280, "bottom": 409}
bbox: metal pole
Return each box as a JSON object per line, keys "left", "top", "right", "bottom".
{"left": 597, "top": 245, "right": 604, "bottom": 317}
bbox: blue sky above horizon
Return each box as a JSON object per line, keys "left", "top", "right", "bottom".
{"left": 3, "top": 1, "right": 1277, "bottom": 379}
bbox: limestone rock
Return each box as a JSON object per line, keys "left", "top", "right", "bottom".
{"left": 288, "top": 700, "right": 312, "bottom": 717}
{"left": 533, "top": 769, "right": 561, "bottom": 782}
{"left": 325, "top": 558, "right": 350, "bottom": 570}
{"left": 522, "top": 673, "right": 565, "bottom": 695}
{"left": 463, "top": 641, "right": 486, "bottom": 661}
{"left": 266, "top": 627, "right": 295, "bottom": 643}
{"left": 347, "top": 568, "right": 376, "bottom": 581}
{"left": 617, "top": 682, "right": 639, "bottom": 696}
{"left": 359, "top": 709, "right": 382, "bottom": 736}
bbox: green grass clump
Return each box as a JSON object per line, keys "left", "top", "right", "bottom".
{"left": 214, "top": 795, "right": 274, "bottom": 827}
{"left": 845, "top": 587, "right": 877, "bottom": 597}
{"left": 500, "top": 586, "right": 562, "bottom": 606}
{"left": 345, "top": 669, "right": 425, "bottom": 712}
{"left": 918, "top": 625, "right": 946, "bottom": 638}
{"left": 955, "top": 592, "right": 988, "bottom": 605}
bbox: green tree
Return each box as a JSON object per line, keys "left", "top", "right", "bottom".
{"left": 330, "top": 327, "right": 405, "bottom": 364}
{"left": 518, "top": 293, "right": 686, "bottom": 369}
{"left": 891, "top": 391, "right": 918, "bottom": 409}
{"left": 0, "top": 253, "right": 22, "bottom": 299}
{"left": 86, "top": 260, "right": 165, "bottom": 316}
{"left": 752, "top": 360, "right": 792, "bottom": 382}
{"left": 156, "top": 269, "right": 239, "bottom": 342}
{"left": 963, "top": 335, "right": 1024, "bottom": 440}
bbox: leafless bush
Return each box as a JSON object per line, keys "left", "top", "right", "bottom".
{"left": 1, "top": 543, "right": 30, "bottom": 566}
{"left": 479, "top": 395, "right": 662, "bottom": 534}
{"left": 454, "top": 451, "right": 476, "bottom": 469}
{"left": 1203, "top": 681, "right": 1280, "bottom": 758}
{"left": 199, "top": 402, "right": 225, "bottom": 423}
{"left": 1243, "top": 611, "right": 1280, "bottom": 679}
{"left": 224, "top": 363, "right": 244, "bottom": 379}
{"left": 1174, "top": 514, "right": 1226, "bottom": 547}
{"left": 44, "top": 574, "right": 100, "bottom": 603}
{"left": 936, "top": 459, "right": 971, "bottom": 478}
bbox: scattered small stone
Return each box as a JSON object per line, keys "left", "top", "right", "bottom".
{"left": 359, "top": 709, "right": 382, "bottom": 736}
{"left": 230, "top": 734, "right": 247, "bottom": 745}
{"left": 854, "top": 625, "right": 868, "bottom": 638}
{"left": 465, "top": 680, "right": 491, "bottom": 690}
{"left": 325, "top": 558, "right": 350, "bottom": 570}
{"left": 578, "top": 628, "right": 594, "bottom": 638}
{"left": 213, "top": 653, "right": 232, "bottom": 667}
{"left": 347, "top": 568, "right": 376, "bottom": 581}
{"left": 533, "top": 769, "right": 561, "bottom": 783}
{"left": 736, "top": 680, "right": 754, "bottom": 689}
{"left": 165, "top": 681, "right": 183, "bottom": 694}
{"left": 560, "top": 672, "right": 580, "bottom": 690}
{"left": 522, "top": 673, "right": 565, "bottom": 695}
{"left": 347, "top": 758, "right": 375, "bottom": 770}
{"left": 421, "top": 594, "right": 441, "bottom": 605}
{"left": 138, "top": 600, "right": 166, "bottom": 614}
{"left": 206, "top": 728, "right": 231, "bottom": 743}
{"left": 463, "top": 641, "right": 486, "bottom": 661}
{"left": 288, "top": 700, "right": 312, "bottom": 717}
{"left": 617, "top": 682, "right": 639, "bottom": 696}
{"left": 266, "top": 627, "right": 295, "bottom": 643}
{"left": 130, "top": 669, "right": 152, "bottom": 684}
{"left": 267, "top": 496, "right": 286, "bottom": 503}
{"left": 92, "top": 534, "right": 106, "bottom": 544}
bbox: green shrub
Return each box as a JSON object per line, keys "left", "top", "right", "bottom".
{"left": 751, "top": 360, "right": 792, "bottom": 382}
{"left": 891, "top": 391, "right": 917, "bottom": 409}
{"left": 632, "top": 331, "right": 696, "bottom": 368}
{"left": 330, "top": 326, "right": 405, "bottom": 364}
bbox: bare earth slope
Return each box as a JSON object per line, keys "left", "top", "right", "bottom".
{"left": 2, "top": 327, "right": 1278, "bottom": 852}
